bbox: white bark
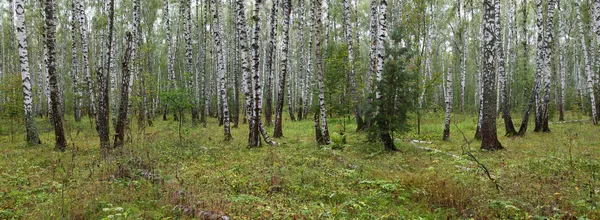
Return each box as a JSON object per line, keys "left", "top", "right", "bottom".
{"left": 75, "top": 0, "right": 96, "bottom": 117}
{"left": 577, "top": 2, "right": 597, "bottom": 124}
{"left": 14, "top": 0, "right": 41, "bottom": 144}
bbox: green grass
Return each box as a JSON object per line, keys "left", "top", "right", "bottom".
{"left": 1, "top": 112, "right": 600, "bottom": 219}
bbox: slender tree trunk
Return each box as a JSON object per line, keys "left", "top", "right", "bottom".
{"left": 499, "top": 0, "right": 517, "bottom": 136}
{"left": 481, "top": 0, "right": 503, "bottom": 151}
{"left": 75, "top": 0, "right": 97, "bottom": 118}
{"left": 366, "top": 0, "right": 378, "bottom": 128}
{"left": 273, "top": 0, "right": 292, "bottom": 138}
{"left": 558, "top": 2, "right": 566, "bottom": 121}
{"left": 97, "top": 0, "right": 115, "bottom": 158}
{"left": 265, "top": 0, "right": 278, "bottom": 127}
{"left": 532, "top": 0, "right": 544, "bottom": 132}
{"left": 577, "top": 2, "right": 597, "bottom": 125}
{"left": 315, "top": 0, "right": 331, "bottom": 145}
{"left": 114, "top": 32, "right": 134, "bottom": 149}
{"left": 443, "top": 68, "right": 453, "bottom": 141}
{"left": 71, "top": 0, "right": 81, "bottom": 122}
{"left": 14, "top": 0, "right": 41, "bottom": 145}
{"left": 45, "top": 0, "right": 67, "bottom": 151}
{"left": 516, "top": 0, "right": 532, "bottom": 136}
{"left": 164, "top": 0, "right": 176, "bottom": 121}
{"left": 343, "top": 0, "right": 364, "bottom": 131}
{"left": 212, "top": 0, "right": 232, "bottom": 141}
{"left": 236, "top": 0, "right": 255, "bottom": 145}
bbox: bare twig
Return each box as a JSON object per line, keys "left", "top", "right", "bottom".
{"left": 454, "top": 122, "right": 503, "bottom": 192}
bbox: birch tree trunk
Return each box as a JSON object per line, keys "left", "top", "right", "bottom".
{"left": 315, "top": 0, "right": 331, "bottom": 145}
{"left": 14, "top": 0, "right": 42, "bottom": 145}
{"left": 97, "top": 0, "right": 115, "bottom": 158}
{"left": 481, "top": 0, "right": 503, "bottom": 150}
{"left": 114, "top": 32, "right": 134, "bottom": 149}
{"left": 532, "top": 0, "right": 544, "bottom": 132}
{"left": 540, "top": 0, "right": 556, "bottom": 132}
{"left": 343, "top": 0, "right": 364, "bottom": 131}
{"left": 558, "top": 2, "right": 566, "bottom": 121}
{"left": 75, "top": 0, "right": 97, "bottom": 118}
{"left": 443, "top": 68, "right": 453, "bottom": 141}
{"left": 367, "top": 0, "right": 378, "bottom": 102}
{"left": 71, "top": 0, "right": 81, "bottom": 122}
{"left": 499, "top": 0, "right": 517, "bottom": 136}
{"left": 182, "top": 0, "right": 198, "bottom": 125}
{"left": 265, "top": 0, "right": 278, "bottom": 127}
{"left": 212, "top": 0, "right": 232, "bottom": 141}
{"left": 516, "top": 0, "right": 534, "bottom": 136}
{"left": 164, "top": 0, "right": 176, "bottom": 121}
{"left": 44, "top": 0, "right": 67, "bottom": 151}
{"left": 273, "top": 0, "right": 292, "bottom": 138}
{"left": 577, "top": 2, "right": 598, "bottom": 125}
{"left": 237, "top": 0, "right": 254, "bottom": 145}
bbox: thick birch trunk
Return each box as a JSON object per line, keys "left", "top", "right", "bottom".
{"left": 481, "top": 0, "right": 503, "bottom": 150}
{"left": 14, "top": 0, "right": 41, "bottom": 145}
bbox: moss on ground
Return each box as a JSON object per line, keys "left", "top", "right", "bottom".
{"left": 1, "top": 112, "right": 599, "bottom": 219}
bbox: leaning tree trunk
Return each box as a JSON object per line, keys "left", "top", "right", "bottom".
{"left": 44, "top": 0, "right": 67, "bottom": 151}
{"left": 315, "top": 0, "right": 331, "bottom": 145}
{"left": 442, "top": 68, "right": 453, "bottom": 141}
{"left": 212, "top": 0, "right": 232, "bottom": 141}
{"left": 14, "top": 0, "right": 41, "bottom": 145}
{"left": 540, "top": 0, "right": 556, "bottom": 132}
{"left": 114, "top": 32, "right": 134, "bottom": 149}
{"left": 273, "top": 0, "right": 292, "bottom": 138}
{"left": 481, "top": 0, "right": 503, "bottom": 151}
{"left": 498, "top": 0, "right": 517, "bottom": 136}
{"left": 343, "top": 0, "right": 364, "bottom": 131}
{"left": 577, "top": 2, "right": 598, "bottom": 125}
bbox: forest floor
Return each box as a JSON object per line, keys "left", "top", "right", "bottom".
{"left": 1, "top": 111, "right": 600, "bottom": 219}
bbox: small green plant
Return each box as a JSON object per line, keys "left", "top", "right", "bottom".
{"left": 160, "top": 89, "right": 194, "bottom": 144}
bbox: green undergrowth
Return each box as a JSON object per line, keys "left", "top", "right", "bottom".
{"left": 1, "top": 112, "right": 600, "bottom": 219}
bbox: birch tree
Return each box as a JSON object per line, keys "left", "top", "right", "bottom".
{"left": 264, "top": 0, "right": 278, "bottom": 127}
{"left": 44, "top": 0, "right": 67, "bottom": 151}
{"left": 577, "top": 1, "right": 597, "bottom": 125}
{"left": 14, "top": 0, "right": 41, "bottom": 145}
{"left": 97, "top": 0, "right": 115, "bottom": 158}
{"left": 315, "top": 0, "right": 331, "bottom": 145}
{"left": 499, "top": 0, "right": 517, "bottom": 136}
{"left": 273, "top": 0, "right": 292, "bottom": 138}
{"left": 481, "top": 0, "right": 503, "bottom": 150}
{"left": 114, "top": 31, "right": 134, "bottom": 149}
{"left": 343, "top": 0, "right": 364, "bottom": 131}
{"left": 442, "top": 68, "right": 452, "bottom": 141}
{"left": 212, "top": 0, "right": 232, "bottom": 140}
{"left": 75, "top": 0, "right": 96, "bottom": 118}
